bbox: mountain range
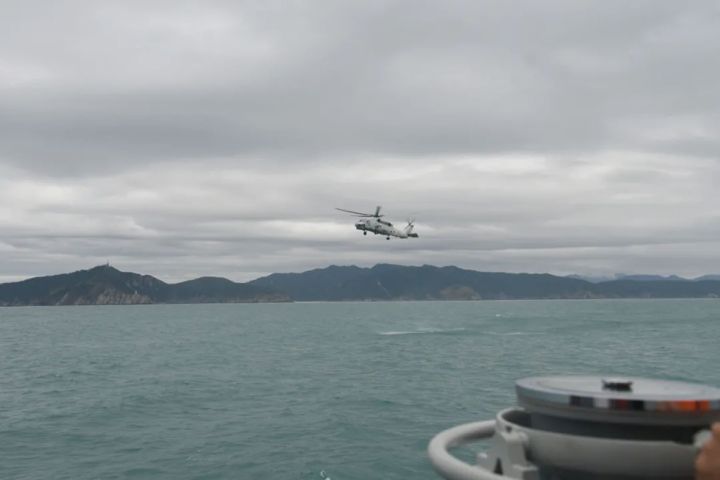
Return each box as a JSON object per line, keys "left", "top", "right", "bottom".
{"left": 250, "top": 264, "right": 720, "bottom": 301}
{"left": 2, "top": 264, "right": 720, "bottom": 306}
{"left": 566, "top": 273, "right": 720, "bottom": 283}
{"left": 0, "top": 265, "right": 289, "bottom": 306}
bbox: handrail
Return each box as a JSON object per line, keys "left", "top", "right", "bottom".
{"left": 428, "top": 420, "right": 508, "bottom": 480}
{"left": 429, "top": 416, "right": 706, "bottom": 480}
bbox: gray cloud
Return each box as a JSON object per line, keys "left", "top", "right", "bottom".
{"left": 1, "top": 0, "right": 720, "bottom": 281}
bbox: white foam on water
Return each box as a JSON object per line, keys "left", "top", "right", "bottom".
{"left": 487, "top": 331, "right": 533, "bottom": 336}
{"left": 378, "top": 327, "right": 465, "bottom": 336}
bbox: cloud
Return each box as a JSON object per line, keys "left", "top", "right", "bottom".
{"left": 1, "top": 0, "right": 720, "bottom": 281}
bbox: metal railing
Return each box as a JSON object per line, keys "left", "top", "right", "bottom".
{"left": 427, "top": 420, "right": 507, "bottom": 480}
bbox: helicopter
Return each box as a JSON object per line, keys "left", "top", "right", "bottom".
{"left": 336, "top": 206, "right": 419, "bottom": 240}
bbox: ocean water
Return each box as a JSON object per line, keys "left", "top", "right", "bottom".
{"left": 1, "top": 299, "right": 719, "bottom": 480}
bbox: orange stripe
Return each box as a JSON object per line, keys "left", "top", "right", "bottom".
{"left": 670, "top": 400, "right": 697, "bottom": 412}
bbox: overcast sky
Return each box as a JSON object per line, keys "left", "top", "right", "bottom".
{"left": 1, "top": 0, "right": 720, "bottom": 283}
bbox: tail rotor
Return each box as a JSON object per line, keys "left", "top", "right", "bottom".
{"left": 404, "top": 217, "right": 419, "bottom": 238}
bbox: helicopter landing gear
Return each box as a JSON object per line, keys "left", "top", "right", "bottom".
{"left": 363, "top": 231, "right": 367, "bottom": 235}
{"left": 386, "top": 236, "right": 390, "bottom": 240}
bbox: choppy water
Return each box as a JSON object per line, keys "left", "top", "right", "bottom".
{"left": 1, "top": 300, "right": 719, "bottom": 479}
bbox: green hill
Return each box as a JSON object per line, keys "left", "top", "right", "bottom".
{"left": 0, "top": 265, "right": 289, "bottom": 306}
{"left": 250, "top": 264, "right": 720, "bottom": 301}
{"left": 250, "top": 264, "right": 596, "bottom": 301}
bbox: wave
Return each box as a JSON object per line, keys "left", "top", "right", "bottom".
{"left": 378, "top": 327, "right": 466, "bottom": 336}
{"left": 486, "top": 331, "right": 535, "bottom": 336}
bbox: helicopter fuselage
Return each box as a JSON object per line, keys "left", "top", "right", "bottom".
{"left": 354, "top": 218, "right": 418, "bottom": 239}
{"left": 337, "top": 206, "right": 418, "bottom": 239}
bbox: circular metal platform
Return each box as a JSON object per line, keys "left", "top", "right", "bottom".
{"left": 516, "top": 375, "right": 720, "bottom": 425}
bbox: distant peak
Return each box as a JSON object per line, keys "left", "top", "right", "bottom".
{"left": 89, "top": 264, "right": 120, "bottom": 273}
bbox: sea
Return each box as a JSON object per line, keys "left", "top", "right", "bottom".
{"left": 1, "top": 299, "right": 719, "bottom": 480}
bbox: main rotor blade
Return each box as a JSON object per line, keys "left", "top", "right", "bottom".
{"left": 336, "top": 208, "right": 374, "bottom": 216}
{"left": 336, "top": 207, "right": 384, "bottom": 217}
